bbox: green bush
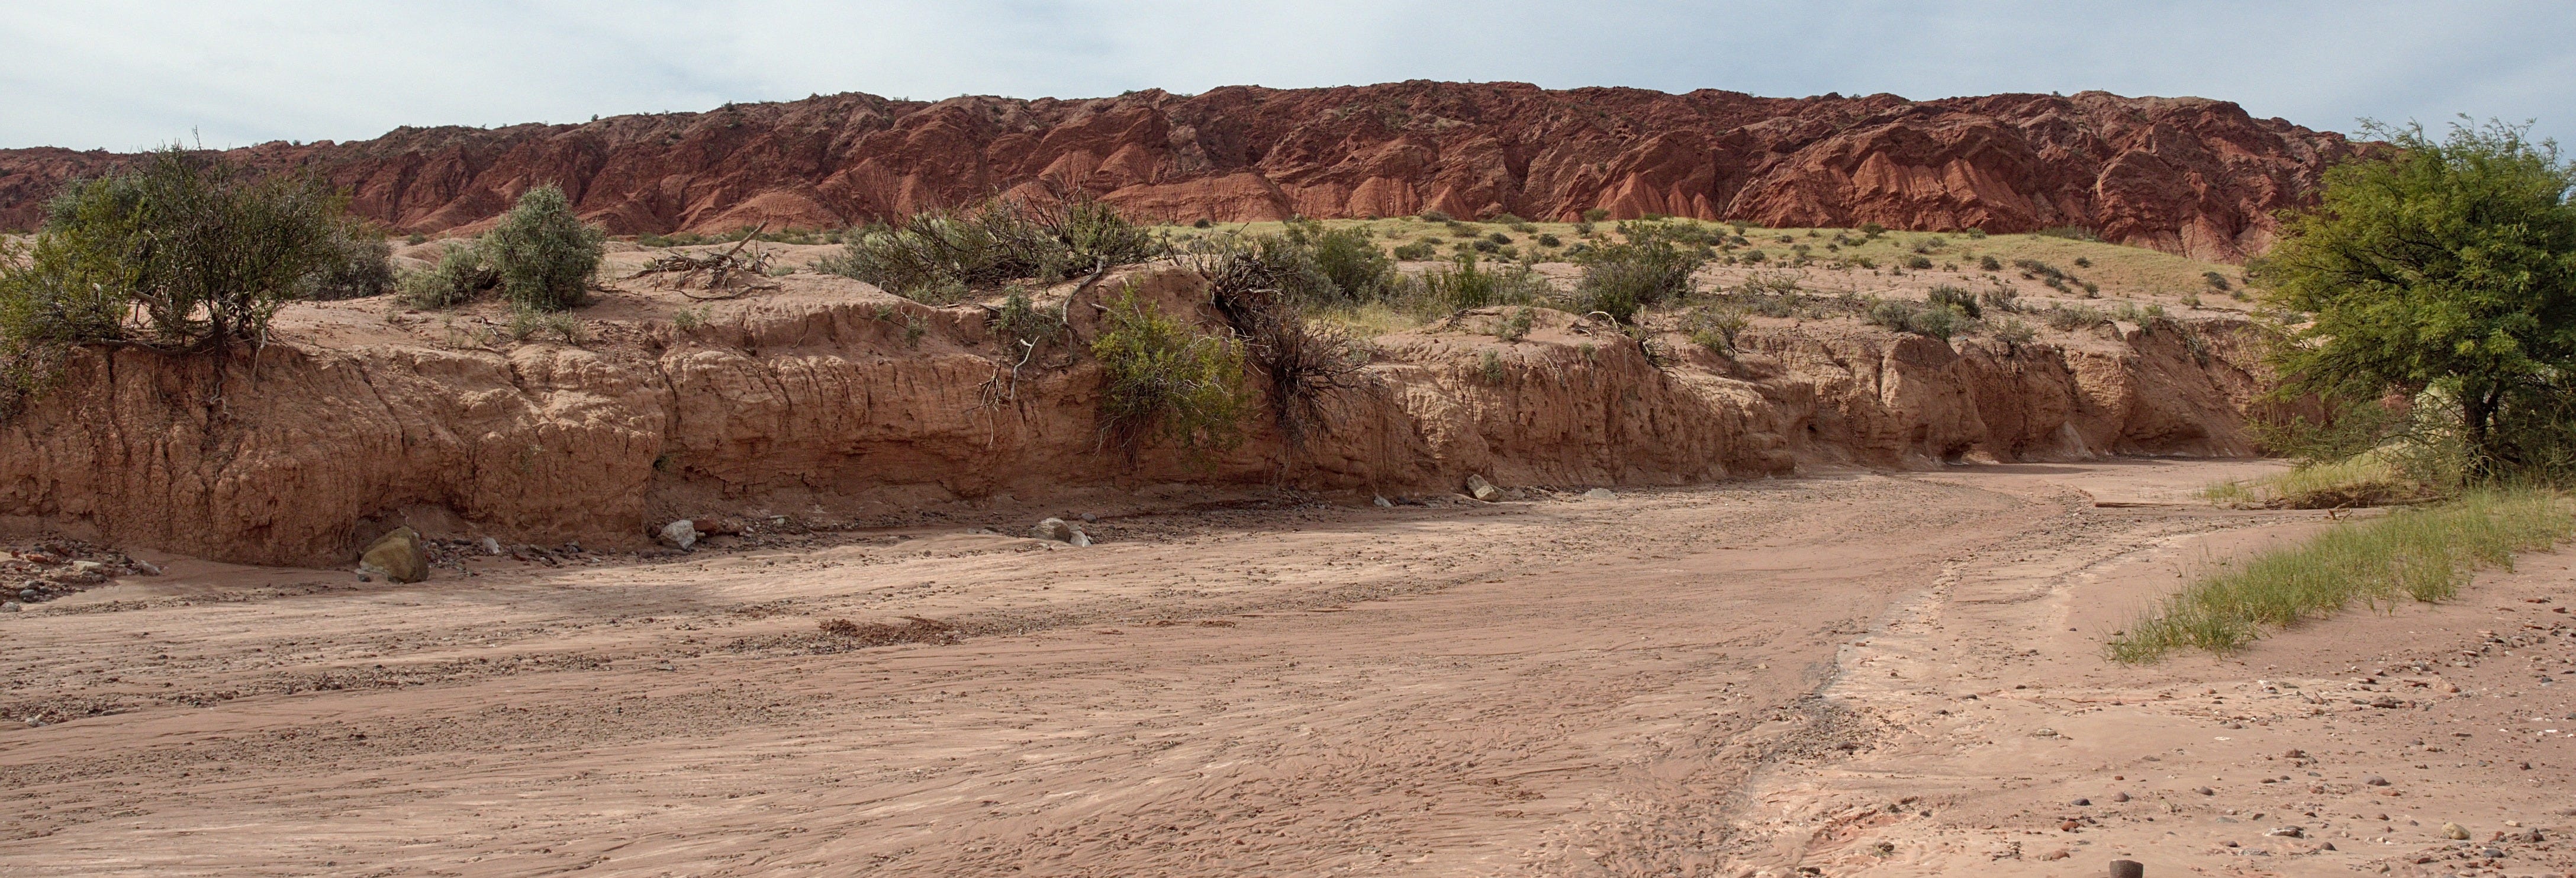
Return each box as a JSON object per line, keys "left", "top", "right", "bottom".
{"left": 1582, "top": 208, "right": 1610, "bottom": 223}
{"left": 1977, "top": 254, "right": 2003, "bottom": 271}
{"left": 304, "top": 230, "right": 395, "bottom": 300}
{"left": 1283, "top": 220, "right": 1396, "bottom": 302}
{"left": 1535, "top": 233, "right": 1561, "bottom": 248}
{"left": 1571, "top": 221, "right": 1712, "bottom": 323}
{"left": 1091, "top": 287, "right": 1251, "bottom": 455}
{"left": 1418, "top": 210, "right": 1454, "bottom": 223}
{"left": 1903, "top": 255, "right": 1934, "bottom": 270}
{"left": 1927, "top": 285, "right": 1981, "bottom": 319}
{"left": 2038, "top": 226, "right": 2102, "bottom": 241}
{"left": 398, "top": 243, "right": 499, "bottom": 308}
{"left": 0, "top": 146, "right": 345, "bottom": 352}
{"left": 1685, "top": 306, "right": 1750, "bottom": 354}
{"left": 484, "top": 186, "right": 604, "bottom": 312}
{"left": 1390, "top": 241, "right": 1437, "bottom": 260}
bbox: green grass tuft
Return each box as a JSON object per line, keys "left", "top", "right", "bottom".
{"left": 2110, "top": 488, "right": 2573, "bottom": 662}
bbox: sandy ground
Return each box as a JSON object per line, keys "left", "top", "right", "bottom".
{"left": 1, "top": 459, "right": 2569, "bottom": 877}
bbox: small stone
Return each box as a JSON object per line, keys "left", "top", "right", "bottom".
{"left": 356, "top": 574, "right": 372, "bottom": 583}
{"left": 1582, "top": 487, "right": 1618, "bottom": 500}
{"left": 2110, "top": 792, "right": 2130, "bottom": 802}
{"left": 15, "top": 588, "right": 33, "bottom": 600}
{"left": 1068, "top": 529, "right": 1091, "bottom": 548}
{"left": 480, "top": 537, "right": 502, "bottom": 555}
{"left": 1079, "top": 512, "right": 1098, "bottom": 523}
{"left": 2033, "top": 728, "right": 2059, "bottom": 737}
{"left": 131, "top": 559, "right": 162, "bottom": 576}
{"left": 1032, "top": 517, "right": 1074, "bottom": 542}
{"left": 2442, "top": 822, "right": 2470, "bottom": 840}
{"left": 654, "top": 661, "right": 675, "bottom": 671}
{"left": 2194, "top": 786, "right": 2215, "bottom": 796}
{"left": 1464, "top": 474, "right": 1502, "bottom": 502}
{"left": 2264, "top": 826, "right": 2303, "bottom": 838}
{"left": 2108, "top": 859, "right": 2145, "bottom": 878}
{"left": 2072, "top": 797, "right": 2091, "bottom": 806}
{"left": 657, "top": 519, "right": 698, "bottom": 551}
{"left": 0, "top": 601, "right": 17, "bottom": 613}
{"left": 2362, "top": 774, "right": 2389, "bottom": 786}
{"left": 1373, "top": 495, "right": 1393, "bottom": 508}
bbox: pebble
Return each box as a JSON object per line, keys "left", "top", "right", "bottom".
{"left": 1080, "top": 513, "right": 1097, "bottom": 523}
{"left": 2362, "top": 774, "right": 2390, "bottom": 786}
{"left": 2072, "top": 797, "right": 2091, "bottom": 806}
{"left": 0, "top": 601, "right": 17, "bottom": 613}
{"left": 2110, "top": 792, "right": 2129, "bottom": 802}
{"left": 1372, "top": 495, "right": 1393, "bottom": 507}
{"left": 2442, "top": 821, "right": 2471, "bottom": 840}
{"left": 2194, "top": 786, "right": 2216, "bottom": 796}
{"left": 481, "top": 537, "right": 502, "bottom": 555}
{"left": 654, "top": 662, "right": 676, "bottom": 672}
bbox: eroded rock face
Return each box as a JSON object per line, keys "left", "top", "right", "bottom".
{"left": 0, "top": 84, "right": 2357, "bottom": 261}
{"left": 0, "top": 268, "right": 2270, "bottom": 567}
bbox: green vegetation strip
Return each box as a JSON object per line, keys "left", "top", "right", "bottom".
{"left": 2110, "top": 489, "right": 2573, "bottom": 662}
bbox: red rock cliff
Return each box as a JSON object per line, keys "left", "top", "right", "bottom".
{"left": 0, "top": 82, "right": 2357, "bottom": 261}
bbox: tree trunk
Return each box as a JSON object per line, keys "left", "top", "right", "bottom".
{"left": 2462, "top": 383, "right": 2503, "bottom": 482}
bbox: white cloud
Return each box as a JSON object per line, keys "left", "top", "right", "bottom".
{"left": 2, "top": 0, "right": 2567, "bottom": 150}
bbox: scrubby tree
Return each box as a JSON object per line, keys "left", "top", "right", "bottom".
{"left": 0, "top": 146, "right": 346, "bottom": 351}
{"left": 484, "top": 185, "right": 606, "bottom": 312}
{"left": 2259, "top": 120, "right": 2576, "bottom": 479}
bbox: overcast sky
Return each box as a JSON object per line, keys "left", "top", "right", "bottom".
{"left": 5, "top": 1, "right": 2569, "bottom": 152}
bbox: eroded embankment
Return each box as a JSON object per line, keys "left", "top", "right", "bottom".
{"left": 0, "top": 266, "right": 2271, "bottom": 566}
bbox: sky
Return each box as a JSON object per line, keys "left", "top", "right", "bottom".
{"left": 4, "top": 1, "right": 2570, "bottom": 152}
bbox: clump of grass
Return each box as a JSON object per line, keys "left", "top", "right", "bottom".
{"left": 2111, "top": 488, "right": 2572, "bottom": 661}
{"left": 2201, "top": 446, "right": 2444, "bottom": 509}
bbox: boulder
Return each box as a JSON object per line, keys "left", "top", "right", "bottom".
{"left": 356, "top": 527, "right": 429, "bottom": 584}
{"left": 658, "top": 519, "right": 698, "bottom": 551}
{"left": 1582, "top": 487, "right": 1618, "bottom": 500}
{"left": 1033, "top": 518, "right": 1090, "bottom": 545}
{"left": 1465, "top": 474, "right": 1502, "bottom": 502}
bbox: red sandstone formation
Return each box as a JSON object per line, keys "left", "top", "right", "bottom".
{"left": 0, "top": 82, "right": 2357, "bottom": 261}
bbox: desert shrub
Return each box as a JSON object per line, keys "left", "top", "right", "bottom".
{"left": 991, "top": 291, "right": 1066, "bottom": 355}
{"left": 1582, "top": 208, "right": 1610, "bottom": 223}
{"left": 1477, "top": 349, "right": 1505, "bottom": 382}
{"left": 1535, "top": 233, "right": 1561, "bottom": 248}
{"left": 1965, "top": 228, "right": 1988, "bottom": 239}
{"left": 1978, "top": 254, "right": 2002, "bottom": 271}
{"left": 303, "top": 230, "right": 397, "bottom": 300}
{"left": 2072, "top": 256, "right": 2092, "bottom": 268}
{"left": 2038, "top": 226, "right": 2101, "bottom": 241}
{"left": 1390, "top": 241, "right": 1437, "bottom": 260}
{"left": 1927, "top": 285, "right": 1981, "bottom": 319}
{"left": 1685, "top": 306, "right": 1750, "bottom": 354}
{"left": 1492, "top": 213, "right": 1525, "bottom": 224}
{"left": 405, "top": 232, "right": 428, "bottom": 245}
{"left": 2012, "top": 258, "right": 2066, "bottom": 281}
{"left": 504, "top": 305, "right": 585, "bottom": 343}
{"left": 0, "top": 146, "right": 344, "bottom": 352}
{"left": 2202, "top": 270, "right": 2232, "bottom": 291}
{"left": 483, "top": 186, "right": 604, "bottom": 312}
{"left": 1402, "top": 257, "right": 1553, "bottom": 311}
{"left": 1418, "top": 210, "right": 1454, "bottom": 223}
{"left": 1091, "top": 286, "right": 1251, "bottom": 454}
{"left": 820, "top": 194, "right": 1158, "bottom": 302}
{"left": 1196, "top": 245, "right": 1370, "bottom": 452}
{"left": 1859, "top": 222, "right": 1886, "bottom": 236}
{"left": 399, "top": 243, "right": 500, "bottom": 308}
{"left": 1740, "top": 249, "right": 1766, "bottom": 264}
{"left": 1867, "top": 298, "right": 1965, "bottom": 339}
{"left": 1903, "top": 255, "right": 1934, "bottom": 270}
{"left": 2040, "top": 303, "right": 2107, "bottom": 331}
{"left": 1986, "top": 317, "right": 2037, "bottom": 346}
{"left": 1280, "top": 220, "right": 1397, "bottom": 303}
{"left": 1193, "top": 218, "right": 1213, "bottom": 229}
{"left": 1976, "top": 286, "right": 2021, "bottom": 313}
{"left": 1573, "top": 221, "right": 1596, "bottom": 236}
{"left": 1495, "top": 306, "right": 1535, "bottom": 342}
{"left": 1570, "top": 221, "right": 1711, "bottom": 323}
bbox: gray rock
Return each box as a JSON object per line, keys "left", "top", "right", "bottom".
{"left": 1033, "top": 518, "right": 1077, "bottom": 542}
{"left": 1465, "top": 474, "right": 1502, "bottom": 502}
{"left": 1068, "top": 529, "right": 1091, "bottom": 548}
{"left": 130, "top": 559, "right": 162, "bottom": 576}
{"left": 2108, "top": 859, "right": 2144, "bottom": 878}
{"left": 0, "top": 601, "right": 17, "bottom": 613}
{"left": 658, "top": 520, "right": 698, "bottom": 551}
{"left": 2194, "top": 786, "right": 2215, "bottom": 796}
{"left": 1373, "top": 495, "right": 1393, "bottom": 508}
{"left": 1582, "top": 487, "right": 1618, "bottom": 500}
{"left": 2362, "top": 774, "right": 2389, "bottom": 786}
{"left": 2072, "top": 798, "right": 2091, "bottom": 806}
{"left": 15, "top": 588, "right": 33, "bottom": 600}
{"left": 480, "top": 537, "right": 502, "bottom": 555}
{"left": 1080, "top": 512, "right": 1098, "bottom": 523}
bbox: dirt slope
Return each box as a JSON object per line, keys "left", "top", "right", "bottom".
{"left": 0, "top": 83, "right": 2359, "bottom": 260}
{"left": 1, "top": 459, "right": 2566, "bottom": 876}
{"left": 0, "top": 261, "right": 2269, "bottom": 568}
